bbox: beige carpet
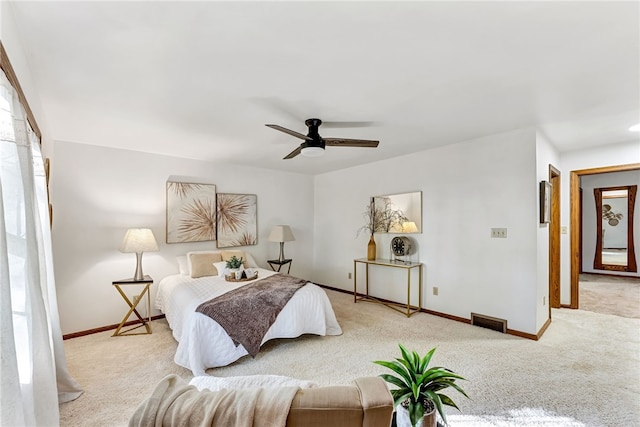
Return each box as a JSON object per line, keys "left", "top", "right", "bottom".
{"left": 579, "top": 273, "right": 640, "bottom": 318}
{"left": 60, "top": 289, "right": 640, "bottom": 426}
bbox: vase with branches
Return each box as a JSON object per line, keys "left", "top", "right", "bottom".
{"left": 357, "top": 198, "right": 409, "bottom": 260}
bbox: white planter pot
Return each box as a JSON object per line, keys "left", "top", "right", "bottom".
{"left": 395, "top": 404, "right": 436, "bottom": 427}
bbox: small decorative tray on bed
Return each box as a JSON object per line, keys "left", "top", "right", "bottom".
{"left": 224, "top": 272, "right": 259, "bottom": 282}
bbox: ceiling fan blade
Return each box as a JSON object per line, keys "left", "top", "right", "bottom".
{"left": 324, "top": 138, "right": 379, "bottom": 148}
{"left": 266, "top": 124, "right": 312, "bottom": 141}
{"left": 321, "top": 121, "right": 379, "bottom": 128}
{"left": 283, "top": 146, "right": 302, "bottom": 159}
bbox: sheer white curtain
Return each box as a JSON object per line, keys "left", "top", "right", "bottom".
{"left": 0, "top": 70, "right": 82, "bottom": 426}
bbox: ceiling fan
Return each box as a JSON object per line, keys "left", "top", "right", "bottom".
{"left": 265, "top": 118, "right": 379, "bottom": 159}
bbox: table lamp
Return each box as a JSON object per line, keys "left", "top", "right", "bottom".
{"left": 119, "top": 228, "right": 159, "bottom": 281}
{"left": 401, "top": 221, "right": 419, "bottom": 233}
{"left": 268, "top": 225, "right": 295, "bottom": 262}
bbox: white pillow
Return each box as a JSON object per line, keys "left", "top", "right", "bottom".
{"left": 189, "top": 375, "right": 318, "bottom": 391}
{"left": 177, "top": 256, "right": 189, "bottom": 275}
{"left": 213, "top": 261, "right": 227, "bottom": 277}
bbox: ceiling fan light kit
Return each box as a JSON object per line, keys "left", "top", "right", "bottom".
{"left": 301, "top": 146, "right": 324, "bottom": 157}
{"left": 266, "top": 118, "right": 379, "bottom": 159}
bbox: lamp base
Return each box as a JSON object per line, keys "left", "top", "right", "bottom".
{"left": 133, "top": 252, "right": 144, "bottom": 281}
{"left": 278, "top": 242, "right": 286, "bottom": 263}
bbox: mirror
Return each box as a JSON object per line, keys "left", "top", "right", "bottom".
{"left": 372, "top": 191, "right": 422, "bottom": 233}
{"left": 594, "top": 185, "right": 637, "bottom": 272}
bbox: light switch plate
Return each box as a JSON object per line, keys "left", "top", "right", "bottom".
{"left": 491, "top": 228, "right": 507, "bottom": 238}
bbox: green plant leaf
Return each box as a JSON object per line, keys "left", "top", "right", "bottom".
{"left": 407, "top": 400, "right": 425, "bottom": 427}
{"left": 419, "top": 347, "right": 436, "bottom": 372}
{"left": 378, "top": 374, "right": 408, "bottom": 390}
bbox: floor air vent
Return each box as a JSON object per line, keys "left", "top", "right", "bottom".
{"left": 471, "top": 313, "right": 507, "bottom": 333}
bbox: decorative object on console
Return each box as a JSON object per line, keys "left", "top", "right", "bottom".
{"left": 166, "top": 181, "right": 217, "bottom": 243}
{"left": 216, "top": 193, "right": 257, "bottom": 248}
{"left": 367, "top": 235, "right": 377, "bottom": 261}
{"left": 374, "top": 343, "right": 468, "bottom": 427}
{"left": 391, "top": 236, "right": 412, "bottom": 262}
{"left": 119, "top": 228, "right": 158, "bottom": 281}
{"left": 357, "top": 198, "right": 383, "bottom": 260}
{"left": 268, "top": 225, "right": 295, "bottom": 262}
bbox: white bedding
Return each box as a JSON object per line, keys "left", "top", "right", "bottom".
{"left": 156, "top": 268, "right": 342, "bottom": 375}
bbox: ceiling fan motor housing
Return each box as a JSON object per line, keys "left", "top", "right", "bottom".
{"left": 304, "top": 118, "right": 324, "bottom": 148}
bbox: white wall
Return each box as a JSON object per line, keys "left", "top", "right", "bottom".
{"left": 51, "top": 141, "right": 314, "bottom": 335}
{"left": 1, "top": 2, "right": 50, "bottom": 144}
{"left": 559, "top": 140, "right": 640, "bottom": 303}
{"left": 535, "top": 131, "right": 560, "bottom": 329}
{"left": 313, "top": 128, "right": 541, "bottom": 334}
{"left": 580, "top": 170, "right": 640, "bottom": 277}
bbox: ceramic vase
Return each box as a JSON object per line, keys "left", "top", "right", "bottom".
{"left": 395, "top": 404, "right": 436, "bottom": 427}
{"left": 367, "top": 235, "right": 376, "bottom": 260}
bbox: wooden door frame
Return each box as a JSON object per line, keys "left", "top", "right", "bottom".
{"left": 549, "top": 165, "right": 561, "bottom": 310}
{"left": 569, "top": 163, "right": 640, "bottom": 308}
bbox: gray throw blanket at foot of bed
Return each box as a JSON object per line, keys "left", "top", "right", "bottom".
{"left": 129, "top": 374, "right": 299, "bottom": 427}
{"left": 196, "top": 273, "right": 307, "bottom": 357}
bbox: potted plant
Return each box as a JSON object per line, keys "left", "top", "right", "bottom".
{"left": 374, "top": 344, "right": 468, "bottom": 427}
{"left": 225, "top": 256, "right": 244, "bottom": 279}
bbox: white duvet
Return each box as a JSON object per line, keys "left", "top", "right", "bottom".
{"left": 156, "top": 268, "right": 342, "bottom": 375}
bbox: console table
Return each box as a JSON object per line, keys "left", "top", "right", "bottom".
{"left": 353, "top": 258, "right": 422, "bottom": 317}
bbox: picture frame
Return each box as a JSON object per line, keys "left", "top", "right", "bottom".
{"left": 539, "top": 180, "right": 551, "bottom": 224}
{"left": 216, "top": 193, "right": 258, "bottom": 248}
{"left": 166, "top": 181, "right": 217, "bottom": 243}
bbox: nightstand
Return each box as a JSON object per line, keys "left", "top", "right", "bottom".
{"left": 267, "top": 259, "right": 292, "bottom": 274}
{"left": 112, "top": 276, "right": 153, "bottom": 336}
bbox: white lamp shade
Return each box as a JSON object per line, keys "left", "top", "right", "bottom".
{"left": 268, "top": 225, "right": 295, "bottom": 242}
{"left": 119, "top": 228, "right": 159, "bottom": 253}
{"left": 401, "top": 221, "right": 419, "bottom": 233}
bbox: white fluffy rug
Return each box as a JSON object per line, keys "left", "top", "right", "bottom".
{"left": 60, "top": 289, "right": 640, "bottom": 426}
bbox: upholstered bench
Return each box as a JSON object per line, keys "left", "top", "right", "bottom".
{"left": 130, "top": 374, "right": 393, "bottom": 427}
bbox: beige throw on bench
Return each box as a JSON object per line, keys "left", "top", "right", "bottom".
{"left": 129, "top": 374, "right": 299, "bottom": 427}
{"left": 196, "top": 273, "right": 307, "bottom": 357}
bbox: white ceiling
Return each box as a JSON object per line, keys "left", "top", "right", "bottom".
{"left": 8, "top": 1, "right": 640, "bottom": 175}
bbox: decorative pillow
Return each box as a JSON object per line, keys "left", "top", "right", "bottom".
{"left": 189, "top": 252, "right": 223, "bottom": 278}
{"left": 188, "top": 375, "right": 318, "bottom": 392}
{"left": 213, "top": 261, "right": 227, "bottom": 277}
{"left": 177, "top": 256, "right": 189, "bottom": 275}
{"left": 221, "top": 250, "right": 249, "bottom": 268}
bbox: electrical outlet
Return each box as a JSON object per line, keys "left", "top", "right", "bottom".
{"left": 433, "top": 287, "right": 438, "bottom": 296}
{"left": 561, "top": 226, "right": 568, "bottom": 234}
{"left": 491, "top": 228, "right": 507, "bottom": 238}
{"left": 348, "top": 272, "right": 352, "bottom": 279}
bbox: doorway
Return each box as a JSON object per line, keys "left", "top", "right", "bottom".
{"left": 569, "top": 163, "right": 640, "bottom": 308}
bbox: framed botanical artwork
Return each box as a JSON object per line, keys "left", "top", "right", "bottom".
{"left": 166, "top": 181, "right": 217, "bottom": 243}
{"left": 216, "top": 193, "right": 257, "bottom": 248}
{"left": 539, "top": 180, "right": 551, "bottom": 224}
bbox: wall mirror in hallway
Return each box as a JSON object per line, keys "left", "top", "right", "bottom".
{"left": 372, "top": 191, "right": 422, "bottom": 233}
{"left": 594, "top": 185, "right": 637, "bottom": 272}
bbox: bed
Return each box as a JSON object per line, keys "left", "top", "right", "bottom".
{"left": 156, "top": 251, "right": 342, "bottom": 375}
